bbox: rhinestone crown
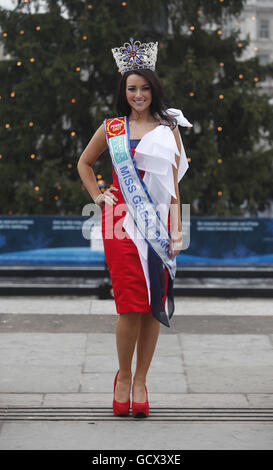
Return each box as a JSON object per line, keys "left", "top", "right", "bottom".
{"left": 111, "top": 37, "right": 158, "bottom": 75}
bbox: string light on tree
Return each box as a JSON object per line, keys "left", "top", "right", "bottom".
{"left": 20, "top": 30, "right": 24, "bottom": 35}
{"left": 97, "top": 174, "right": 105, "bottom": 188}
{"left": 97, "top": 174, "right": 105, "bottom": 187}
{"left": 1, "top": 0, "right": 267, "bottom": 217}
{"left": 2, "top": 32, "right": 7, "bottom": 37}
{"left": 5, "top": 123, "right": 10, "bottom": 128}
{"left": 218, "top": 191, "right": 223, "bottom": 196}
{"left": 34, "top": 186, "right": 39, "bottom": 191}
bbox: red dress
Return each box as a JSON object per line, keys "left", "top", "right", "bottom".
{"left": 101, "top": 143, "right": 170, "bottom": 314}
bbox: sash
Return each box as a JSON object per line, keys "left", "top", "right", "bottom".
{"left": 103, "top": 116, "right": 176, "bottom": 327}
{"left": 104, "top": 116, "right": 176, "bottom": 278}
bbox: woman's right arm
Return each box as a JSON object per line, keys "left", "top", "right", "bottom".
{"left": 77, "top": 124, "right": 108, "bottom": 202}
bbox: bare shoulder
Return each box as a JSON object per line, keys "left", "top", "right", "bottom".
{"left": 171, "top": 124, "right": 180, "bottom": 137}
{"left": 171, "top": 125, "right": 181, "bottom": 154}
{"left": 159, "top": 119, "right": 178, "bottom": 132}
{"left": 94, "top": 123, "right": 107, "bottom": 142}
{"left": 87, "top": 123, "right": 107, "bottom": 152}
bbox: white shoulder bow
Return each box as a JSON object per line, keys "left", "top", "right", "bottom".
{"left": 166, "top": 107, "right": 193, "bottom": 128}
{"left": 122, "top": 108, "right": 192, "bottom": 305}
{"left": 133, "top": 107, "right": 193, "bottom": 199}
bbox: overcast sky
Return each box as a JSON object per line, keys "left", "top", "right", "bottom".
{"left": 0, "top": 0, "right": 15, "bottom": 9}
{"left": 0, "top": 1, "right": 60, "bottom": 13}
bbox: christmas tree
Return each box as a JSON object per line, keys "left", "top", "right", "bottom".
{"left": 0, "top": 0, "right": 272, "bottom": 216}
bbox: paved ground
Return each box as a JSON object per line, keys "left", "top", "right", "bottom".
{"left": 0, "top": 295, "right": 273, "bottom": 450}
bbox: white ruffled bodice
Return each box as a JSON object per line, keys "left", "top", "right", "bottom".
{"left": 122, "top": 108, "right": 193, "bottom": 305}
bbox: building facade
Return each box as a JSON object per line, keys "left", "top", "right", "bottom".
{"left": 235, "top": 0, "right": 273, "bottom": 96}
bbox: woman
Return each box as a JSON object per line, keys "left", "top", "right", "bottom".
{"left": 77, "top": 38, "right": 192, "bottom": 418}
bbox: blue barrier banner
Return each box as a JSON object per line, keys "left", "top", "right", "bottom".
{"left": 0, "top": 215, "right": 104, "bottom": 266}
{"left": 184, "top": 217, "right": 273, "bottom": 265}
{"left": 0, "top": 215, "right": 272, "bottom": 266}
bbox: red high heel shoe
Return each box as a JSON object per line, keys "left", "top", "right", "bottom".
{"left": 112, "top": 370, "right": 130, "bottom": 416}
{"left": 132, "top": 384, "right": 149, "bottom": 418}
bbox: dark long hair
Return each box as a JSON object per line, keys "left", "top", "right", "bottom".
{"left": 114, "top": 69, "right": 177, "bottom": 129}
